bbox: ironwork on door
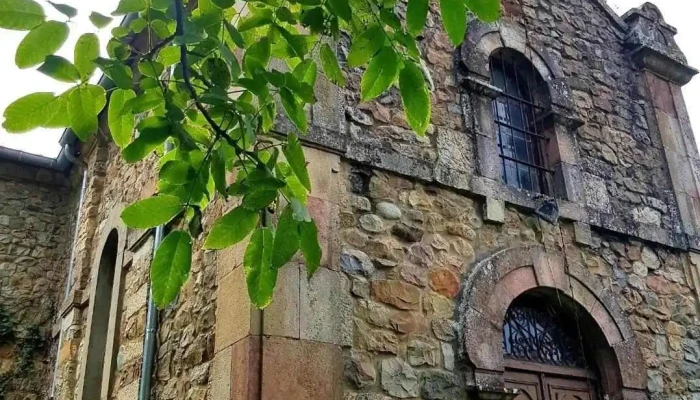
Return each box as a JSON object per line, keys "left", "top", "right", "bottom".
{"left": 503, "top": 297, "right": 599, "bottom": 400}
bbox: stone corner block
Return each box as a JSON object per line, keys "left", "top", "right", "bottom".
{"left": 573, "top": 222, "right": 593, "bottom": 247}
{"left": 261, "top": 337, "right": 343, "bottom": 400}
{"left": 300, "top": 268, "right": 353, "bottom": 346}
{"left": 215, "top": 267, "right": 260, "bottom": 351}
{"left": 483, "top": 197, "right": 505, "bottom": 224}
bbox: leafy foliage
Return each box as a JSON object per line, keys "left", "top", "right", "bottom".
{"left": 0, "top": 0, "right": 500, "bottom": 308}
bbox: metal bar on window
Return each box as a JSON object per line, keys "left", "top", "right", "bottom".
{"left": 498, "top": 154, "right": 554, "bottom": 174}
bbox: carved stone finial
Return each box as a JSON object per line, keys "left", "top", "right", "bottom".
{"left": 622, "top": 2, "right": 698, "bottom": 85}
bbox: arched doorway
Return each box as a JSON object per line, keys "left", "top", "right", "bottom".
{"left": 459, "top": 245, "right": 648, "bottom": 400}
{"left": 503, "top": 291, "right": 602, "bottom": 400}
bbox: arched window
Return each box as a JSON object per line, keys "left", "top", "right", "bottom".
{"left": 490, "top": 49, "right": 552, "bottom": 194}
{"left": 82, "top": 229, "right": 119, "bottom": 399}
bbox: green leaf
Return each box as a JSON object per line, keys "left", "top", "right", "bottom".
{"left": 276, "top": 162, "right": 308, "bottom": 204}
{"left": 89, "top": 12, "right": 112, "bottom": 28}
{"left": 237, "top": 10, "right": 273, "bottom": 32}
{"left": 346, "top": 25, "right": 385, "bottom": 68}
{"left": 37, "top": 55, "right": 79, "bottom": 82}
{"left": 211, "top": 151, "right": 227, "bottom": 197}
{"left": 122, "top": 89, "right": 163, "bottom": 114}
{"left": 293, "top": 59, "right": 317, "bottom": 87}
{"left": 120, "top": 194, "right": 183, "bottom": 229}
{"left": 361, "top": 46, "right": 399, "bottom": 102}
{"left": 138, "top": 60, "right": 164, "bottom": 78}
{"left": 211, "top": 0, "right": 234, "bottom": 8}
{"left": 299, "top": 220, "right": 321, "bottom": 277}
{"left": 399, "top": 61, "right": 431, "bottom": 136}
{"left": 74, "top": 33, "right": 99, "bottom": 80}
{"left": 160, "top": 160, "right": 195, "bottom": 184}
{"left": 282, "top": 132, "right": 311, "bottom": 190}
{"left": 108, "top": 88, "right": 136, "bottom": 148}
{"left": 68, "top": 84, "right": 107, "bottom": 140}
{"left": 122, "top": 116, "right": 171, "bottom": 163}
{"left": 243, "top": 37, "right": 270, "bottom": 74}
{"left": 204, "top": 206, "right": 259, "bottom": 250}
{"left": 0, "top": 0, "right": 44, "bottom": 31}
{"left": 242, "top": 189, "right": 277, "bottom": 210}
{"left": 326, "top": 0, "right": 350, "bottom": 21}
{"left": 276, "top": 25, "right": 308, "bottom": 60}
{"left": 98, "top": 61, "right": 134, "bottom": 90}
{"left": 244, "top": 227, "right": 277, "bottom": 308}
{"left": 43, "top": 92, "right": 69, "bottom": 128}
{"left": 261, "top": 101, "right": 276, "bottom": 133}
{"left": 224, "top": 21, "right": 245, "bottom": 48}
{"left": 300, "top": 7, "right": 324, "bottom": 34}
{"left": 150, "top": 230, "right": 192, "bottom": 308}
{"left": 406, "top": 0, "right": 428, "bottom": 36}
{"left": 379, "top": 9, "right": 401, "bottom": 31}
{"left": 202, "top": 57, "right": 231, "bottom": 88}
{"left": 466, "top": 0, "right": 500, "bottom": 22}
{"left": 48, "top": 1, "right": 76, "bottom": 18}
{"left": 440, "top": 0, "right": 466, "bottom": 46}
{"left": 279, "top": 88, "right": 307, "bottom": 133}
{"left": 2, "top": 92, "right": 60, "bottom": 133}
{"left": 271, "top": 205, "right": 299, "bottom": 270}
{"left": 218, "top": 43, "right": 241, "bottom": 80}
{"left": 319, "top": 44, "right": 345, "bottom": 87}
{"left": 113, "top": 0, "right": 147, "bottom": 15}
{"left": 157, "top": 46, "right": 180, "bottom": 67}
{"left": 15, "top": 21, "right": 69, "bottom": 69}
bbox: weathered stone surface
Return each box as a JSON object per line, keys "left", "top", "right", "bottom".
{"left": 428, "top": 268, "right": 460, "bottom": 298}
{"left": 346, "top": 352, "right": 376, "bottom": 389}
{"left": 421, "top": 370, "right": 462, "bottom": 400}
{"left": 391, "top": 223, "right": 424, "bottom": 243}
{"left": 0, "top": 160, "right": 72, "bottom": 399}
{"left": 371, "top": 281, "right": 421, "bottom": 310}
{"left": 376, "top": 202, "right": 402, "bottom": 220}
{"left": 406, "top": 337, "right": 439, "bottom": 367}
{"left": 341, "top": 249, "right": 376, "bottom": 277}
{"left": 359, "top": 214, "right": 385, "bottom": 233}
{"left": 380, "top": 358, "right": 419, "bottom": 398}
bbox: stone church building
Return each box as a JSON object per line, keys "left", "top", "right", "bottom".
{"left": 1, "top": 0, "right": 700, "bottom": 399}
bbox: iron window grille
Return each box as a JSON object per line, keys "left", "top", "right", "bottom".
{"left": 490, "top": 50, "right": 552, "bottom": 194}
{"left": 502, "top": 299, "right": 586, "bottom": 369}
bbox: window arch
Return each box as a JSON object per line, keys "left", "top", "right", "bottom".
{"left": 82, "top": 229, "right": 119, "bottom": 399}
{"left": 490, "top": 49, "right": 552, "bottom": 194}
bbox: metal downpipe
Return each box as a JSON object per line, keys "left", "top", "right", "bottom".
{"left": 137, "top": 141, "right": 172, "bottom": 399}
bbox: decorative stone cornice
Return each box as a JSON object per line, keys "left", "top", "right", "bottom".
{"left": 623, "top": 3, "right": 698, "bottom": 86}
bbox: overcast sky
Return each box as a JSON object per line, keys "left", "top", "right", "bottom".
{"left": 0, "top": 0, "right": 698, "bottom": 158}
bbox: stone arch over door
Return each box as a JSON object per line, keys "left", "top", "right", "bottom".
{"left": 458, "top": 245, "right": 648, "bottom": 400}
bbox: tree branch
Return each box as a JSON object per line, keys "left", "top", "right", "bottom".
{"left": 173, "top": 0, "right": 262, "bottom": 164}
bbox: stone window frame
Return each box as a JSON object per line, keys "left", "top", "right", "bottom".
{"left": 458, "top": 245, "right": 648, "bottom": 400}
{"left": 459, "top": 21, "right": 586, "bottom": 217}
{"left": 76, "top": 205, "right": 128, "bottom": 400}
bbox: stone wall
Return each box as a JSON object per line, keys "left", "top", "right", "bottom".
{"left": 340, "top": 168, "right": 700, "bottom": 400}
{"left": 0, "top": 159, "right": 74, "bottom": 399}
{"left": 52, "top": 139, "right": 217, "bottom": 399}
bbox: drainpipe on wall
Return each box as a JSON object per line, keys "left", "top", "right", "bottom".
{"left": 50, "top": 144, "right": 88, "bottom": 399}
{"left": 138, "top": 141, "right": 172, "bottom": 399}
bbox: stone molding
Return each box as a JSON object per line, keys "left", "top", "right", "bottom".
{"left": 458, "top": 245, "right": 647, "bottom": 398}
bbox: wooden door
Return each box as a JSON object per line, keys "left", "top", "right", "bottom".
{"left": 505, "top": 371, "right": 543, "bottom": 400}
{"left": 505, "top": 370, "right": 597, "bottom": 400}
{"left": 544, "top": 376, "right": 597, "bottom": 400}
